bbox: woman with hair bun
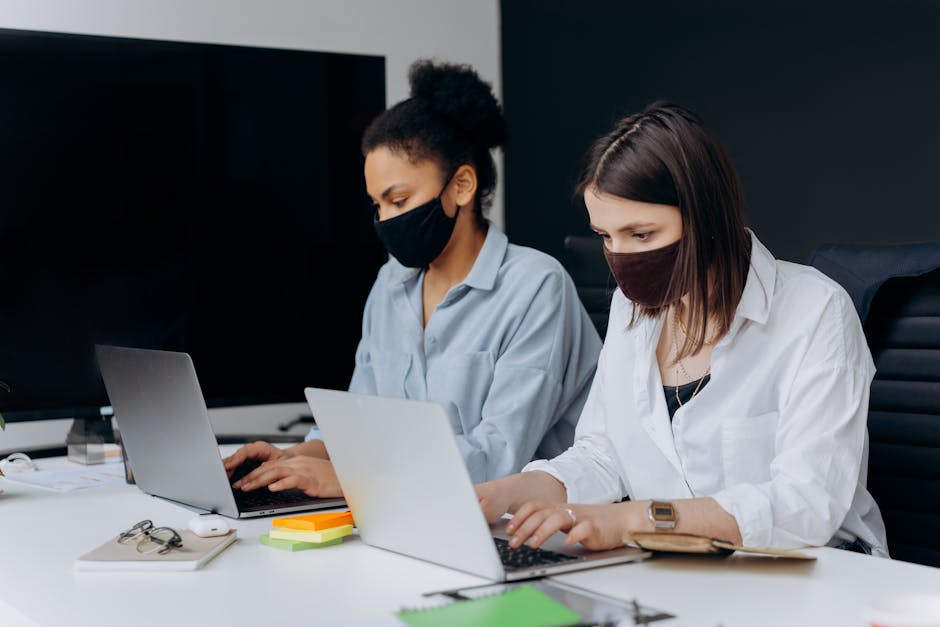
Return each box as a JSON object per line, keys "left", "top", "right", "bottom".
{"left": 223, "top": 60, "right": 601, "bottom": 495}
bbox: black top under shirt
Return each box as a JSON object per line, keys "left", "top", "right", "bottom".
{"left": 664, "top": 374, "right": 711, "bottom": 420}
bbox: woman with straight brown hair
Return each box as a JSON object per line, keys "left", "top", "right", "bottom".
{"left": 476, "top": 102, "right": 888, "bottom": 556}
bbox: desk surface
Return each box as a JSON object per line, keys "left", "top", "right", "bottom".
{"left": 3, "top": 455, "right": 940, "bottom": 627}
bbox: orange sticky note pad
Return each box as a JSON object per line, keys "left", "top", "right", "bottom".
{"left": 272, "top": 511, "right": 354, "bottom": 531}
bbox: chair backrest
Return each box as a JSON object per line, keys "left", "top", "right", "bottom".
{"left": 863, "top": 267, "right": 940, "bottom": 567}
{"left": 563, "top": 235, "right": 613, "bottom": 338}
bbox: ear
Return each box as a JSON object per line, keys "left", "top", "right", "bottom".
{"left": 450, "top": 164, "right": 478, "bottom": 209}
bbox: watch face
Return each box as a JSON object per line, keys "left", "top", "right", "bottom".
{"left": 652, "top": 503, "right": 675, "bottom": 521}
{"left": 649, "top": 500, "right": 677, "bottom": 528}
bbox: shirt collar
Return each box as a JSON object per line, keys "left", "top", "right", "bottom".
{"left": 631, "top": 229, "right": 776, "bottom": 342}
{"left": 736, "top": 229, "right": 777, "bottom": 324}
{"left": 384, "top": 221, "right": 508, "bottom": 292}
{"left": 460, "top": 222, "right": 508, "bottom": 291}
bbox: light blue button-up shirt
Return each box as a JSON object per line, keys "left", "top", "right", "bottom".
{"left": 308, "top": 223, "right": 601, "bottom": 482}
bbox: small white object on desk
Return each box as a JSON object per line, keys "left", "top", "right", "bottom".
{"left": 0, "top": 452, "right": 39, "bottom": 474}
{"left": 188, "top": 514, "right": 231, "bottom": 538}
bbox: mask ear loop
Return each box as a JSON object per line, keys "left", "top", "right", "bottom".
{"left": 439, "top": 166, "right": 467, "bottom": 219}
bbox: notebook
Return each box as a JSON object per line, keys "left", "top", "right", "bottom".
{"left": 426, "top": 578, "right": 675, "bottom": 625}
{"left": 396, "top": 585, "right": 582, "bottom": 627}
{"left": 75, "top": 530, "right": 237, "bottom": 571}
{"left": 626, "top": 532, "right": 816, "bottom": 559}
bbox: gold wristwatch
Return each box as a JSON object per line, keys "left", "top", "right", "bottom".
{"left": 648, "top": 500, "right": 678, "bottom": 530}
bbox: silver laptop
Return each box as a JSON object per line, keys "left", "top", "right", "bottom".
{"left": 305, "top": 387, "right": 649, "bottom": 581}
{"left": 96, "top": 345, "right": 346, "bottom": 518}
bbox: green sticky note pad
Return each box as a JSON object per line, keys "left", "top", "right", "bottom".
{"left": 259, "top": 533, "right": 343, "bottom": 552}
{"left": 268, "top": 524, "right": 353, "bottom": 543}
{"left": 396, "top": 585, "right": 581, "bottom": 627}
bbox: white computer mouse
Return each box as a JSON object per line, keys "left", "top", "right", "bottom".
{"left": 188, "top": 514, "right": 231, "bottom": 537}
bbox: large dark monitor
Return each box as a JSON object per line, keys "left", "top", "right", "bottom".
{"left": 0, "top": 28, "right": 387, "bottom": 421}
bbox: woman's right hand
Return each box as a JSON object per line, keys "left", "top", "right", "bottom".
{"left": 475, "top": 471, "right": 567, "bottom": 524}
{"left": 476, "top": 476, "right": 519, "bottom": 523}
{"left": 222, "top": 441, "right": 288, "bottom": 480}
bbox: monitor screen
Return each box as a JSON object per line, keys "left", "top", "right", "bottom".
{"left": 0, "top": 28, "right": 388, "bottom": 420}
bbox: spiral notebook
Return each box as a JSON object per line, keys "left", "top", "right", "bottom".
{"left": 75, "top": 530, "right": 237, "bottom": 571}
{"left": 396, "top": 585, "right": 582, "bottom": 627}
{"left": 419, "top": 578, "right": 675, "bottom": 625}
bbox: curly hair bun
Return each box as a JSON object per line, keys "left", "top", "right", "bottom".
{"left": 408, "top": 59, "right": 507, "bottom": 150}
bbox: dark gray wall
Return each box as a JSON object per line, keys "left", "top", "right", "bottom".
{"left": 501, "top": 0, "right": 940, "bottom": 263}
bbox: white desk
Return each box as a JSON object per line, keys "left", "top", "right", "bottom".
{"left": 3, "top": 455, "right": 940, "bottom": 627}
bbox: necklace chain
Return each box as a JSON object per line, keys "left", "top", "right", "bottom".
{"left": 672, "top": 306, "right": 710, "bottom": 407}
{"left": 675, "top": 306, "right": 721, "bottom": 346}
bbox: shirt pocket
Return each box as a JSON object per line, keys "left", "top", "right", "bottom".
{"left": 370, "top": 350, "right": 412, "bottom": 398}
{"left": 721, "top": 411, "right": 779, "bottom": 487}
{"left": 426, "top": 351, "right": 495, "bottom": 434}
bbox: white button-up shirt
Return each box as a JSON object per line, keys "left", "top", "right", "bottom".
{"left": 526, "top": 232, "right": 888, "bottom": 556}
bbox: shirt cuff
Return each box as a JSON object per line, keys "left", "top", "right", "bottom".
{"left": 455, "top": 437, "right": 487, "bottom": 484}
{"left": 304, "top": 425, "right": 323, "bottom": 442}
{"left": 523, "top": 459, "right": 581, "bottom": 503}
{"left": 711, "top": 483, "right": 774, "bottom": 549}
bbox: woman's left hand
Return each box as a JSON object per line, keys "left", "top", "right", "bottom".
{"left": 505, "top": 501, "right": 648, "bottom": 552}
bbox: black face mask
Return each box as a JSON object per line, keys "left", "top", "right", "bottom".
{"left": 373, "top": 179, "right": 458, "bottom": 268}
{"left": 603, "top": 239, "right": 681, "bottom": 308}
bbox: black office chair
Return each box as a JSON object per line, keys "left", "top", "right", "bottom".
{"left": 811, "top": 243, "right": 940, "bottom": 567}
{"left": 862, "top": 267, "right": 940, "bottom": 566}
{"left": 563, "top": 235, "right": 614, "bottom": 338}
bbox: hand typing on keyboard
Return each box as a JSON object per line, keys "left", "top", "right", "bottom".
{"left": 505, "top": 501, "right": 644, "bottom": 552}
{"left": 493, "top": 537, "right": 579, "bottom": 569}
{"left": 227, "top": 458, "right": 264, "bottom": 485}
{"left": 223, "top": 441, "right": 288, "bottom": 480}
{"left": 230, "top": 455, "right": 344, "bottom": 498}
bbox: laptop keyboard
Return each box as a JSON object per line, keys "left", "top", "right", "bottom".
{"left": 228, "top": 458, "right": 317, "bottom": 510}
{"left": 493, "top": 537, "right": 582, "bottom": 570}
{"left": 233, "top": 487, "right": 315, "bottom": 509}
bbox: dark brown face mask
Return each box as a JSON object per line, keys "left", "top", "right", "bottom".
{"left": 603, "top": 239, "right": 681, "bottom": 307}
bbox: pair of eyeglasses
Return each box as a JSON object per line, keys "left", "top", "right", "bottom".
{"left": 117, "top": 520, "right": 183, "bottom": 555}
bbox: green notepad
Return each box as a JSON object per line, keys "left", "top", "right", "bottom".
{"left": 396, "top": 585, "right": 581, "bottom": 627}
{"left": 268, "top": 524, "right": 353, "bottom": 543}
{"left": 259, "top": 533, "right": 343, "bottom": 552}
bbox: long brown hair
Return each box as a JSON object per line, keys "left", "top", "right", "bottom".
{"left": 577, "top": 102, "right": 751, "bottom": 360}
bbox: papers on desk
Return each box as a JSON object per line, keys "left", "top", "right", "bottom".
{"left": 0, "top": 599, "right": 39, "bottom": 627}
{"left": 2, "top": 465, "right": 126, "bottom": 492}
